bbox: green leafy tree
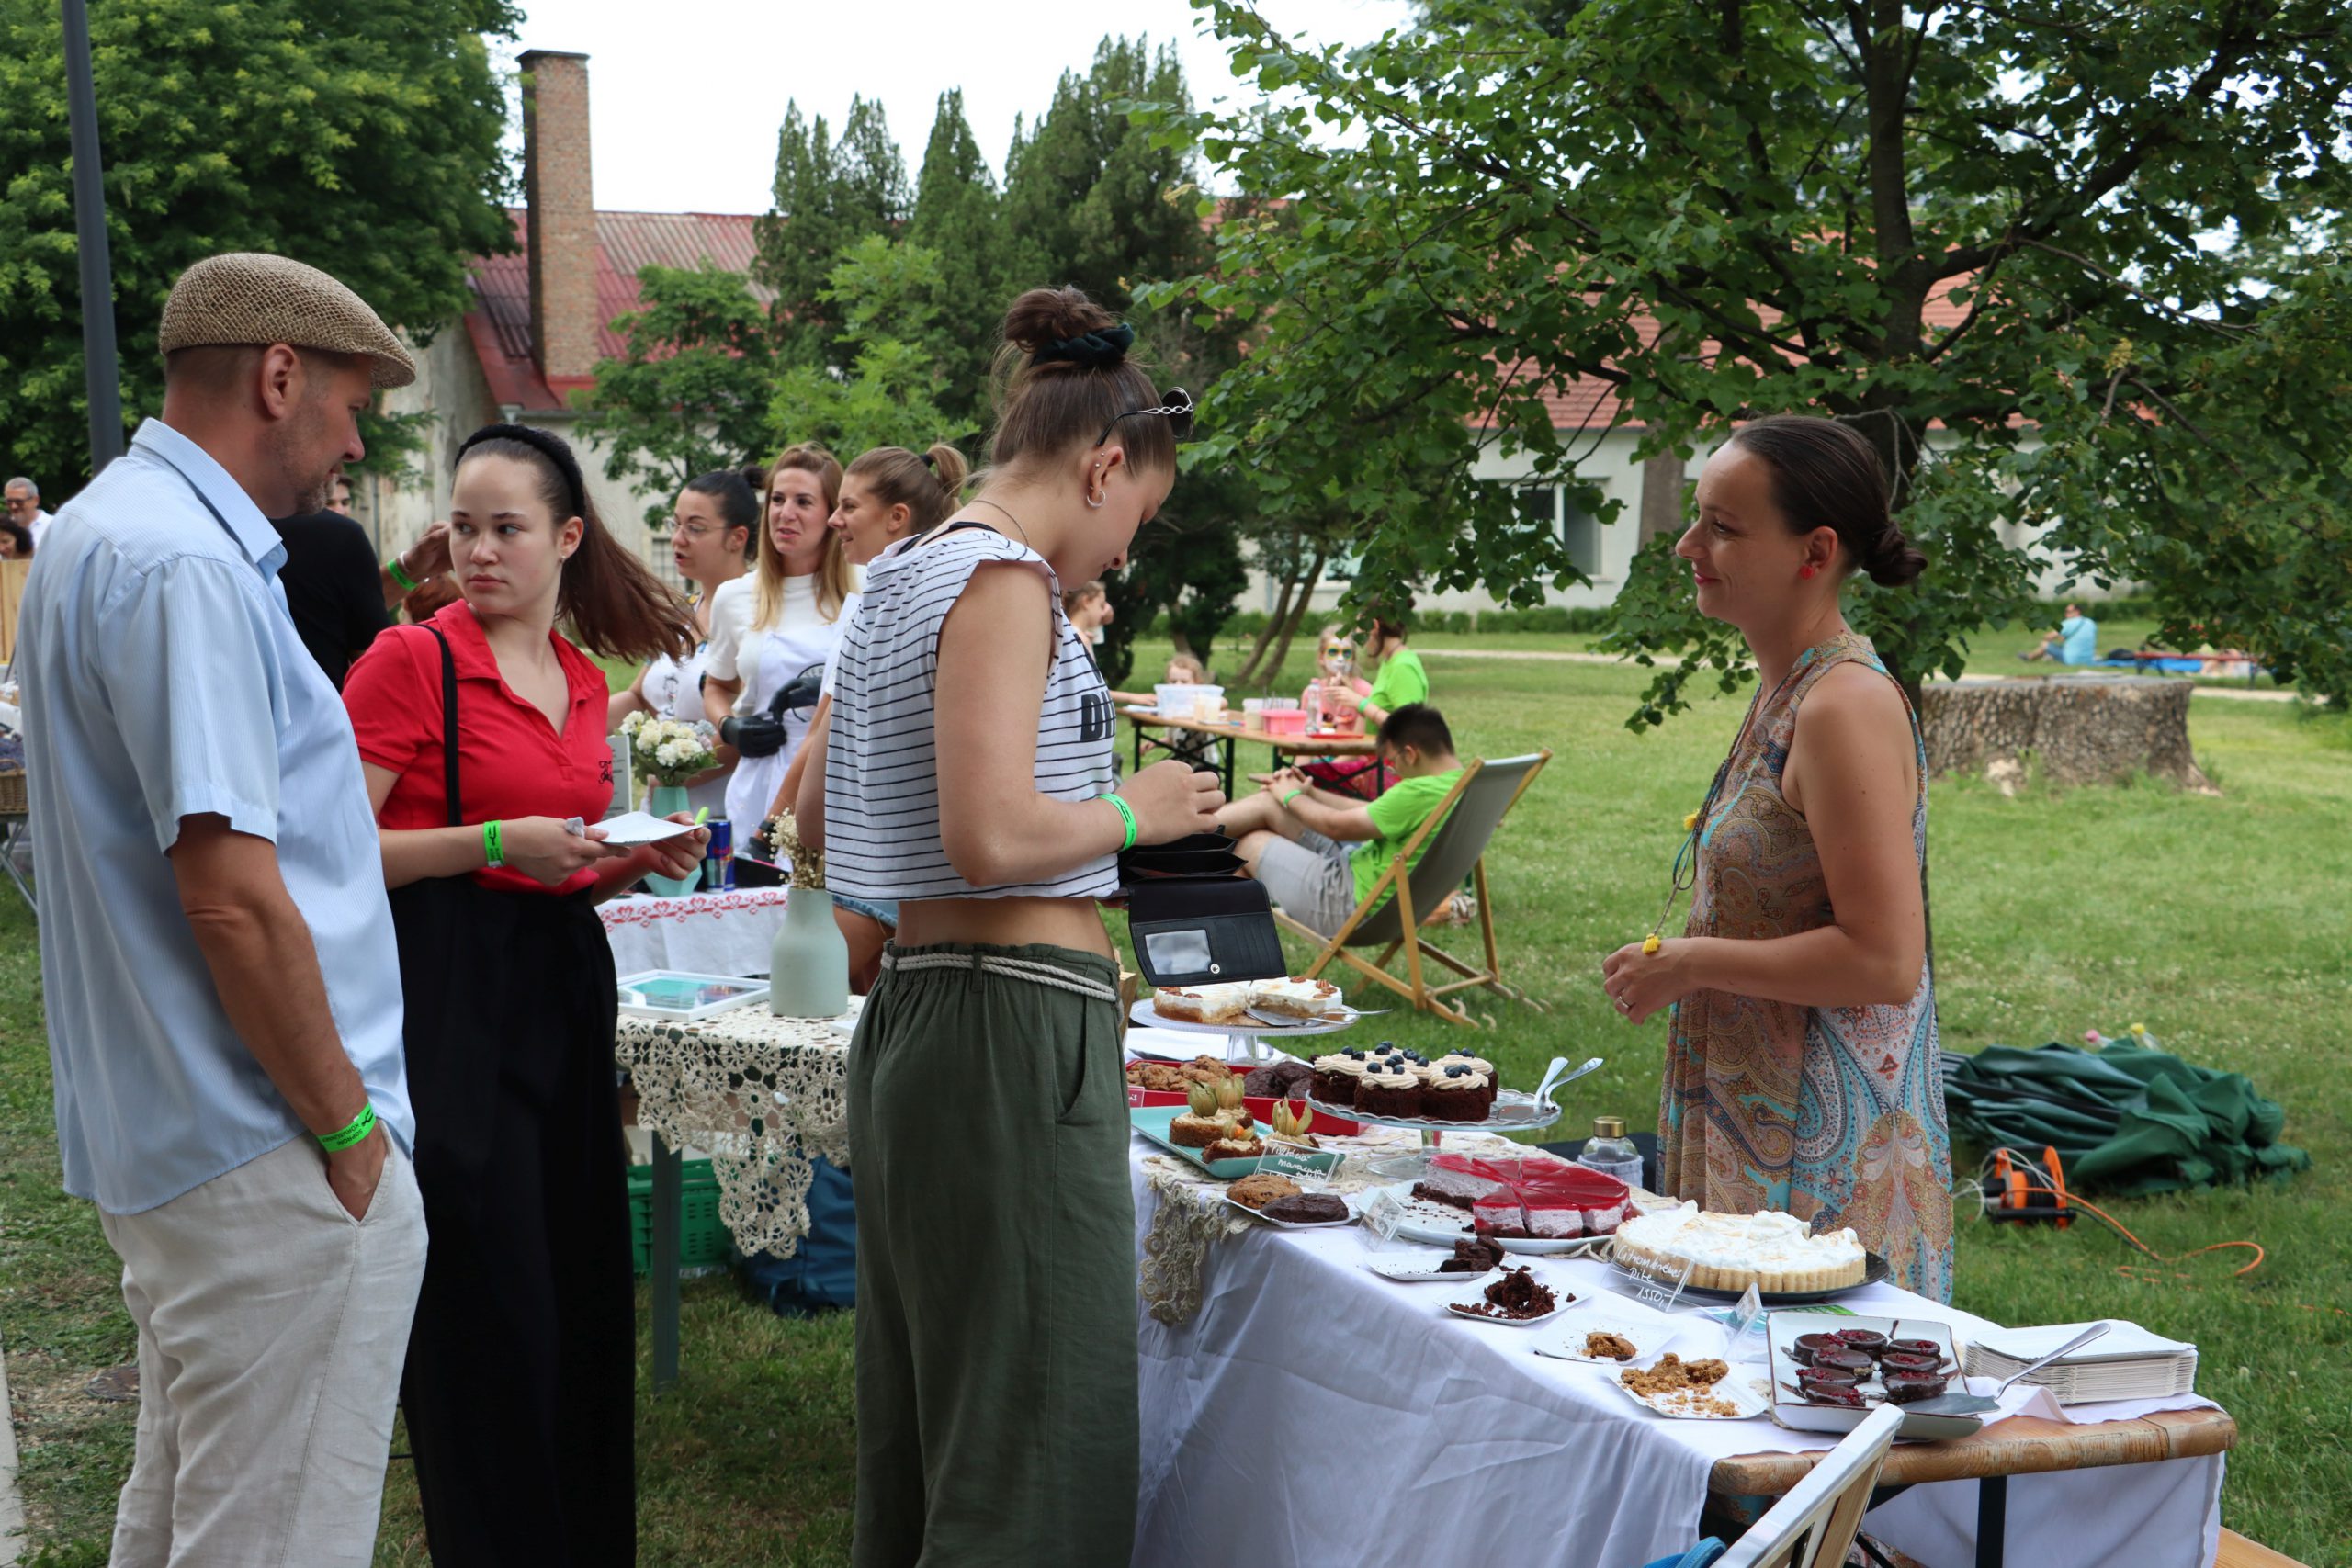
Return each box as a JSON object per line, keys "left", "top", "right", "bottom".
{"left": 0, "top": 0, "right": 518, "bottom": 489}
{"left": 1004, "top": 37, "right": 1250, "bottom": 684}
{"left": 755, "top": 97, "right": 910, "bottom": 361}
{"left": 577, "top": 265, "right": 781, "bottom": 528}
{"left": 1143, "top": 0, "right": 2352, "bottom": 715}
{"left": 771, "top": 235, "right": 956, "bottom": 457}
{"left": 908, "top": 90, "right": 1013, "bottom": 428}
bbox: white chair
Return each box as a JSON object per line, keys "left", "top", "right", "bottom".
{"left": 1717, "top": 1404, "right": 1905, "bottom": 1568}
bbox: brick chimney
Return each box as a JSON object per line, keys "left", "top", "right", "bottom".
{"left": 518, "top": 50, "right": 597, "bottom": 385}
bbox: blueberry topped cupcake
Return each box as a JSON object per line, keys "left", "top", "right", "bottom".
{"left": 1423, "top": 1064, "right": 1491, "bottom": 1122}
{"left": 1355, "top": 1061, "right": 1424, "bottom": 1118}
{"left": 1310, "top": 1049, "right": 1367, "bottom": 1106}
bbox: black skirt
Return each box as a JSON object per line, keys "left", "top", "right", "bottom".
{"left": 390, "top": 875, "right": 635, "bottom": 1566}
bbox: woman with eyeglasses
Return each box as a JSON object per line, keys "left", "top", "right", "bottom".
{"left": 703, "top": 444, "right": 851, "bottom": 851}
{"left": 606, "top": 468, "right": 756, "bottom": 816}
{"left": 815, "top": 288, "right": 1217, "bottom": 1566}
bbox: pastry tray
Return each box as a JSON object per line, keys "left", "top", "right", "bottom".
{"left": 1768, "top": 1310, "right": 1980, "bottom": 1440}
{"left": 1305, "top": 1089, "right": 1562, "bottom": 1135}
{"left": 1129, "top": 1104, "right": 1342, "bottom": 1180}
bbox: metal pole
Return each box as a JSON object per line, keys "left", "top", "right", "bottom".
{"left": 61, "top": 0, "right": 125, "bottom": 473}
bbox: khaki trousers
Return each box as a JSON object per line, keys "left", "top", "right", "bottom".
{"left": 97, "top": 1135, "right": 427, "bottom": 1568}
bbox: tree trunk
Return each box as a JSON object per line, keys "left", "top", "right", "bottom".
{"left": 1919, "top": 676, "right": 2214, "bottom": 794}
{"left": 1235, "top": 556, "right": 1307, "bottom": 688}
{"left": 1257, "top": 548, "right": 1327, "bottom": 688}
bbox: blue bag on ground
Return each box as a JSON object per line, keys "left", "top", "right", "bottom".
{"left": 738, "top": 1156, "right": 856, "bottom": 1314}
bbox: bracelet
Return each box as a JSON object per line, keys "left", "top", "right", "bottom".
{"left": 1282, "top": 788, "right": 1304, "bottom": 808}
{"left": 483, "top": 819, "right": 505, "bottom": 869}
{"left": 384, "top": 554, "right": 420, "bottom": 593}
{"left": 318, "top": 1103, "right": 377, "bottom": 1154}
{"left": 1354, "top": 694, "right": 1371, "bottom": 714}
{"left": 1103, "top": 793, "right": 1138, "bottom": 852}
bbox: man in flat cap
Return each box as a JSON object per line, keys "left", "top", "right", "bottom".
{"left": 16, "top": 252, "right": 427, "bottom": 1565}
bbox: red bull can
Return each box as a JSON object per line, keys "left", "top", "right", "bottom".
{"left": 703, "top": 818, "right": 733, "bottom": 890}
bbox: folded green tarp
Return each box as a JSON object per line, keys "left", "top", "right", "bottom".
{"left": 1940, "top": 1035, "right": 2311, "bottom": 1198}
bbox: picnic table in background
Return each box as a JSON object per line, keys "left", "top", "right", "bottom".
{"left": 1119, "top": 704, "right": 1380, "bottom": 799}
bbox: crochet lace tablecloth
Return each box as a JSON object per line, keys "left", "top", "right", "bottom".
{"left": 615, "top": 1009, "right": 849, "bottom": 1261}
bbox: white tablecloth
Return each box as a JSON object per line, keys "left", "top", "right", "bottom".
{"left": 1127, "top": 1114, "right": 2223, "bottom": 1568}
{"left": 599, "top": 886, "right": 790, "bottom": 978}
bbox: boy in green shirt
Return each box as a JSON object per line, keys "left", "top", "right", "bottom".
{"left": 1219, "top": 703, "right": 1464, "bottom": 939}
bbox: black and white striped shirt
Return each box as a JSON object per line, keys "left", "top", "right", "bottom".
{"left": 824, "top": 525, "right": 1119, "bottom": 902}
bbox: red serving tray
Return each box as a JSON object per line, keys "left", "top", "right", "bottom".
{"left": 1126, "top": 1086, "right": 1363, "bottom": 1137}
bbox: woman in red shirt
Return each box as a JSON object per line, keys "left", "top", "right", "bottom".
{"left": 343, "top": 423, "right": 703, "bottom": 1567}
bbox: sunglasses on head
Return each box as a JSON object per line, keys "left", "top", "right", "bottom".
{"left": 1092, "top": 387, "right": 1195, "bottom": 449}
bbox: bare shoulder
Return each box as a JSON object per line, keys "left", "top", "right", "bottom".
{"left": 1789, "top": 662, "right": 1917, "bottom": 807}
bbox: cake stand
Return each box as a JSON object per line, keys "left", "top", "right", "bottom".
{"left": 1125, "top": 998, "right": 1361, "bottom": 1066}
{"left": 1307, "top": 1055, "right": 1601, "bottom": 1179}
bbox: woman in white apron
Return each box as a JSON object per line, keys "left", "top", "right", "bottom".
{"left": 606, "top": 468, "right": 755, "bottom": 817}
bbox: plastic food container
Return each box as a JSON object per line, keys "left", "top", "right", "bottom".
{"left": 1261, "top": 707, "right": 1308, "bottom": 736}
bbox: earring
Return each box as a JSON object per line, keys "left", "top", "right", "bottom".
{"left": 1085, "top": 491, "right": 1105, "bottom": 510}
{"left": 1799, "top": 565, "right": 1816, "bottom": 580}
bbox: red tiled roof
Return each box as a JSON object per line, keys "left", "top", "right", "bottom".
{"left": 1521, "top": 272, "right": 1979, "bottom": 430}
{"left": 464, "top": 208, "right": 764, "bottom": 412}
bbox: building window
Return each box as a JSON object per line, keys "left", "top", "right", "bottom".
{"left": 1503, "top": 481, "right": 1602, "bottom": 578}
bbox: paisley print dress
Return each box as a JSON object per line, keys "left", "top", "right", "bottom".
{"left": 1657, "top": 632, "right": 1955, "bottom": 1301}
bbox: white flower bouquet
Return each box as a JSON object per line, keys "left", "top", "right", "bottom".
{"left": 763, "top": 812, "right": 827, "bottom": 890}
{"left": 618, "top": 710, "right": 719, "bottom": 788}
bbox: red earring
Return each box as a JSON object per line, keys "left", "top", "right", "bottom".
{"left": 1799, "top": 565, "right": 1817, "bottom": 580}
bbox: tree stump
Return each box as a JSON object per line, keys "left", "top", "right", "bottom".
{"left": 1918, "top": 677, "right": 2214, "bottom": 794}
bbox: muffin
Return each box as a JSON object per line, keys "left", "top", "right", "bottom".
{"left": 1355, "top": 1062, "right": 1423, "bottom": 1118}
{"left": 1310, "top": 1049, "right": 1366, "bottom": 1106}
{"left": 1422, "top": 1065, "right": 1489, "bottom": 1122}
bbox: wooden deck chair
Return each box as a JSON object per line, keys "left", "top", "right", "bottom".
{"left": 1717, "top": 1404, "right": 1903, "bottom": 1568}
{"left": 1272, "top": 750, "right": 1552, "bottom": 1028}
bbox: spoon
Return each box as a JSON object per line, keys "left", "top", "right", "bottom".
{"left": 1532, "top": 1055, "right": 1605, "bottom": 1106}
{"left": 1905, "top": 1321, "right": 2114, "bottom": 1417}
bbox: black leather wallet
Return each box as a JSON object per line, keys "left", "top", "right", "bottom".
{"left": 1119, "top": 833, "right": 1286, "bottom": 987}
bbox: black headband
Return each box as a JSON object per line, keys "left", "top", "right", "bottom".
{"left": 458, "top": 422, "right": 588, "bottom": 518}
{"left": 1031, "top": 322, "right": 1134, "bottom": 369}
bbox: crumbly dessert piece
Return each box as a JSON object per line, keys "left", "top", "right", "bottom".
{"left": 1455, "top": 1265, "right": 1559, "bottom": 1320}
{"left": 1249, "top": 976, "right": 1343, "bottom": 1019}
{"left": 1437, "top": 1236, "right": 1508, "bottom": 1274}
{"left": 1261, "top": 1192, "right": 1349, "bottom": 1224}
{"left": 1620, "top": 1354, "right": 1730, "bottom": 1398}
{"left": 1583, "top": 1332, "right": 1639, "bottom": 1361}
{"left": 1152, "top": 984, "right": 1256, "bottom": 1024}
{"left": 1169, "top": 1111, "right": 1225, "bottom": 1148}
{"left": 1126, "top": 1060, "right": 1187, "bottom": 1093}
{"left": 1609, "top": 1203, "right": 1868, "bottom": 1294}
{"left": 1227, "top": 1172, "right": 1302, "bottom": 1211}
{"left": 1201, "top": 1134, "right": 1264, "bottom": 1164}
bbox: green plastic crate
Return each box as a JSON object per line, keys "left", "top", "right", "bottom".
{"left": 628, "top": 1157, "right": 730, "bottom": 1276}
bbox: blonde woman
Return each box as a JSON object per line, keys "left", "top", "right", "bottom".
{"left": 704, "top": 444, "right": 852, "bottom": 840}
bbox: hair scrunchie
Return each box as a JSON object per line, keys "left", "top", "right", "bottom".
{"left": 1031, "top": 322, "right": 1135, "bottom": 368}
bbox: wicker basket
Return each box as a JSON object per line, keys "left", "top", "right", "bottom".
{"left": 0, "top": 769, "right": 25, "bottom": 817}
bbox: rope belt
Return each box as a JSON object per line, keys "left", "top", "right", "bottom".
{"left": 878, "top": 949, "right": 1122, "bottom": 1004}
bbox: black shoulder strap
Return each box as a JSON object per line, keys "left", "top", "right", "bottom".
{"left": 424, "top": 626, "right": 461, "bottom": 827}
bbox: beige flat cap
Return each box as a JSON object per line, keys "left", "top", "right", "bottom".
{"left": 159, "top": 252, "right": 418, "bottom": 389}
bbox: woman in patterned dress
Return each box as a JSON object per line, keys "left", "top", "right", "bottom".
{"left": 1600, "top": 415, "right": 1954, "bottom": 1300}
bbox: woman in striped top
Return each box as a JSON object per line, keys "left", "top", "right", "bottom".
{"left": 820, "top": 287, "right": 1221, "bottom": 1567}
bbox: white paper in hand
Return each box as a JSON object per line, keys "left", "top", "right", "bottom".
{"left": 589, "top": 810, "right": 701, "bottom": 846}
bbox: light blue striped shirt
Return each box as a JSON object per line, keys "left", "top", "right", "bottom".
{"left": 18, "top": 419, "right": 413, "bottom": 1214}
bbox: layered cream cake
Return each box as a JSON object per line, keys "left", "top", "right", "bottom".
{"left": 1610, "top": 1203, "right": 1867, "bottom": 1293}
{"left": 1150, "top": 983, "right": 1258, "bottom": 1024}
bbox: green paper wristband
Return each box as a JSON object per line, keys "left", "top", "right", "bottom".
{"left": 1282, "top": 788, "right": 1304, "bottom": 808}
{"left": 483, "top": 819, "right": 504, "bottom": 869}
{"left": 318, "top": 1103, "right": 377, "bottom": 1154}
{"left": 384, "top": 554, "right": 420, "bottom": 593}
{"left": 1104, "top": 793, "right": 1138, "bottom": 852}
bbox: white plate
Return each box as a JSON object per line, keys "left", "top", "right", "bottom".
{"left": 1445, "top": 1292, "right": 1573, "bottom": 1329}
{"left": 1223, "top": 1194, "right": 1356, "bottom": 1230}
{"left": 1130, "top": 998, "right": 1358, "bottom": 1038}
{"left": 1366, "top": 1256, "right": 1499, "bottom": 1285}
{"left": 1611, "top": 1361, "right": 1772, "bottom": 1420}
{"left": 1535, "top": 1314, "right": 1674, "bottom": 1365}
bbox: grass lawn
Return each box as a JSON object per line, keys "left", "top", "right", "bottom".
{"left": 2, "top": 636, "right": 2345, "bottom": 1565}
